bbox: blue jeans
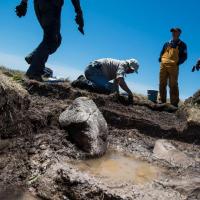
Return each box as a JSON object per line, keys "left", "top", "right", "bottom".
{"left": 85, "top": 64, "right": 115, "bottom": 93}
{"left": 26, "top": 0, "right": 63, "bottom": 76}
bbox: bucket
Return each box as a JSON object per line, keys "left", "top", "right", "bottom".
{"left": 147, "top": 90, "right": 158, "bottom": 102}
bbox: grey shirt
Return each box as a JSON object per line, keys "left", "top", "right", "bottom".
{"left": 91, "top": 58, "right": 129, "bottom": 81}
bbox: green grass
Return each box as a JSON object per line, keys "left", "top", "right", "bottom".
{"left": 0, "top": 66, "right": 25, "bottom": 83}
{"left": 0, "top": 65, "right": 71, "bottom": 83}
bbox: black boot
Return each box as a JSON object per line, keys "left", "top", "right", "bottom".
{"left": 72, "top": 75, "right": 100, "bottom": 92}
{"left": 25, "top": 56, "right": 53, "bottom": 78}
{"left": 43, "top": 67, "right": 53, "bottom": 78}
{"left": 26, "top": 73, "right": 43, "bottom": 82}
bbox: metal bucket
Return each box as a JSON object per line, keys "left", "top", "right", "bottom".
{"left": 147, "top": 90, "right": 158, "bottom": 102}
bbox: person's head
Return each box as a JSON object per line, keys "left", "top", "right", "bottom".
{"left": 170, "top": 28, "right": 182, "bottom": 41}
{"left": 126, "top": 59, "right": 139, "bottom": 74}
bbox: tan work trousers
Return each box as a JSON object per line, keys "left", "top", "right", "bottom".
{"left": 159, "top": 63, "right": 179, "bottom": 106}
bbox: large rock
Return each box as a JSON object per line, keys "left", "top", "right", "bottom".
{"left": 153, "top": 139, "right": 195, "bottom": 167}
{"left": 59, "top": 97, "right": 108, "bottom": 156}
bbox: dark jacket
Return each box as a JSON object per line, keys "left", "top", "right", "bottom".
{"left": 159, "top": 39, "right": 187, "bottom": 65}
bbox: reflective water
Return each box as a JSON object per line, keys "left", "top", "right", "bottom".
{"left": 73, "top": 150, "right": 161, "bottom": 185}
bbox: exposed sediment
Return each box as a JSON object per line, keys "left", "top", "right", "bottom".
{"left": 0, "top": 72, "right": 200, "bottom": 200}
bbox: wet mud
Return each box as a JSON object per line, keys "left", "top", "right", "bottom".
{"left": 0, "top": 74, "right": 200, "bottom": 200}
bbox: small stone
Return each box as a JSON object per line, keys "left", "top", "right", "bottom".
{"left": 28, "top": 147, "right": 37, "bottom": 154}
{"left": 40, "top": 144, "right": 48, "bottom": 150}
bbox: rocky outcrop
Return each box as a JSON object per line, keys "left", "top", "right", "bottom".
{"left": 178, "top": 90, "right": 200, "bottom": 142}
{"left": 180, "top": 91, "right": 200, "bottom": 124}
{"left": 59, "top": 97, "right": 108, "bottom": 157}
{"left": 0, "top": 73, "right": 30, "bottom": 138}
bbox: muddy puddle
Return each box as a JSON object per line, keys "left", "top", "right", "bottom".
{"left": 0, "top": 188, "right": 39, "bottom": 200}
{"left": 71, "top": 149, "right": 163, "bottom": 185}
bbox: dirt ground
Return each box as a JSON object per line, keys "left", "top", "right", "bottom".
{"left": 0, "top": 71, "right": 200, "bottom": 200}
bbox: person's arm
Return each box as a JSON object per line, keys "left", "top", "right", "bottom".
{"left": 159, "top": 43, "right": 167, "bottom": 62}
{"left": 116, "top": 64, "right": 134, "bottom": 104}
{"left": 116, "top": 66, "right": 132, "bottom": 95}
{"left": 71, "top": 0, "right": 82, "bottom": 14}
{"left": 71, "top": 0, "right": 84, "bottom": 34}
{"left": 178, "top": 42, "right": 188, "bottom": 65}
{"left": 117, "top": 77, "right": 133, "bottom": 104}
{"left": 116, "top": 77, "right": 132, "bottom": 95}
{"left": 15, "top": 0, "right": 28, "bottom": 17}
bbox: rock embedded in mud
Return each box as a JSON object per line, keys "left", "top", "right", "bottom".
{"left": 153, "top": 139, "right": 195, "bottom": 168}
{"left": 59, "top": 97, "right": 108, "bottom": 157}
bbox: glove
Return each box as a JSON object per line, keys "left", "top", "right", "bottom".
{"left": 75, "top": 12, "right": 84, "bottom": 35}
{"left": 128, "top": 94, "right": 134, "bottom": 105}
{"left": 15, "top": 1, "right": 27, "bottom": 17}
{"left": 192, "top": 64, "right": 200, "bottom": 72}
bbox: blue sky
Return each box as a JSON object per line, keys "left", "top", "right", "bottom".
{"left": 0, "top": 0, "right": 199, "bottom": 99}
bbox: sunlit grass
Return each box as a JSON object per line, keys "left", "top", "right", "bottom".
{"left": 0, "top": 66, "right": 25, "bottom": 83}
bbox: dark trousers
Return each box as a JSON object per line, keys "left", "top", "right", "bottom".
{"left": 26, "top": 0, "right": 63, "bottom": 76}
{"left": 84, "top": 64, "right": 115, "bottom": 94}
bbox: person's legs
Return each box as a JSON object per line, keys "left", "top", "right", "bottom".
{"left": 168, "top": 65, "right": 179, "bottom": 106}
{"left": 26, "top": 0, "right": 62, "bottom": 77}
{"left": 85, "top": 66, "right": 113, "bottom": 93}
{"left": 71, "top": 75, "right": 95, "bottom": 90}
{"left": 159, "top": 63, "right": 168, "bottom": 103}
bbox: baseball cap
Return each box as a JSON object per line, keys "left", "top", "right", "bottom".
{"left": 170, "top": 27, "right": 182, "bottom": 34}
{"left": 127, "top": 59, "right": 139, "bottom": 74}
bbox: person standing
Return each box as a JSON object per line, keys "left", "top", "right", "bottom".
{"left": 15, "top": 0, "right": 84, "bottom": 81}
{"left": 159, "top": 28, "right": 187, "bottom": 107}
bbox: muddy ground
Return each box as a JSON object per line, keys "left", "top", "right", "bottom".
{"left": 0, "top": 71, "right": 200, "bottom": 200}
